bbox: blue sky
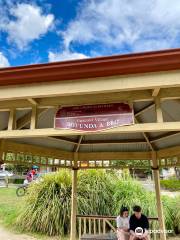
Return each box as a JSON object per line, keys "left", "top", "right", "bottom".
{"left": 1, "top": 0, "right": 180, "bottom": 67}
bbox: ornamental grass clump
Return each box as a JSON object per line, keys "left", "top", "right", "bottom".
{"left": 17, "top": 170, "right": 72, "bottom": 236}
{"left": 77, "top": 169, "right": 116, "bottom": 216}
{"left": 113, "top": 179, "right": 156, "bottom": 215}
{"left": 16, "top": 169, "right": 180, "bottom": 237}
{"left": 17, "top": 169, "right": 115, "bottom": 236}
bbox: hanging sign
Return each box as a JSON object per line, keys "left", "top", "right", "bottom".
{"left": 55, "top": 103, "right": 134, "bottom": 132}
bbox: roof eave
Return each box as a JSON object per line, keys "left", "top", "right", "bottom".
{"left": 1, "top": 48, "right": 180, "bottom": 86}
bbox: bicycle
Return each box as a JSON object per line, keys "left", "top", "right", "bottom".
{"left": 16, "top": 184, "right": 29, "bottom": 197}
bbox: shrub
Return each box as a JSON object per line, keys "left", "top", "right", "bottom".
{"left": 17, "top": 170, "right": 115, "bottom": 236}
{"left": 160, "top": 179, "right": 180, "bottom": 191}
{"left": 16, "top": 170, "right": 180, "bottom": 236}
{"left": 17, "top": 171, "right": 72, "bottom": 236}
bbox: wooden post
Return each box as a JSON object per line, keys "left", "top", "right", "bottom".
{"left": 8, "top": 108, "right": 16, "bottom": 130}
{"left": 0, "top": 140, "right": 4, "bottom": 166}
{"left": 30, "top": 106, "right": 37, "bottom": 129}
{"left": 70, "top": 153, "right": 78, "bottom": 240}
{"left": 152, "top": 152, "right": 166, "bottom": 240}
{"left": 155, "top": 97, "right": 163, "bottom": 123}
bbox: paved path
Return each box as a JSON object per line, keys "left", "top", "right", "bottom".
{"left": 0, "top": 226, "right": 37, "bottom": 240}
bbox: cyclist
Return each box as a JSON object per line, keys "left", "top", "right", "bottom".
{"left": 25, "top": 165, "right": 39, "bottom": 183}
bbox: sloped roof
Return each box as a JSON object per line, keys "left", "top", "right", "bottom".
{"left": 1, "top": 48, "right": 180, "bottom": 86}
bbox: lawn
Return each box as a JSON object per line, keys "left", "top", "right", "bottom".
{"left": 0, "top": 187, "right": 71, "bottom": 239}
{"left": 0, "top": 187, "right": 20, "bottom": 227}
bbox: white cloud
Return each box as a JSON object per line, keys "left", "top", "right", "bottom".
{"left": 62, "top": 0, "right": 180, "bottom": 52}
{"left": 0, "top": 52, "right": 10, "bottom": 68}
{"left": 1, "top": 3, "right": 54, "bottom": 50}
{"left": 48, "top": 50, "right": 88, "bottom": 62}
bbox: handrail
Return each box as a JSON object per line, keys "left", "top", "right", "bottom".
{"left": 76, "top": 214, "right": 158, "bottom": 221}
{"left": 76, "top": 214, "right": 159, "bottom": 240}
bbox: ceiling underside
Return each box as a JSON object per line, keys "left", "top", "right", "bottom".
{"left": 0, "top": 99, "right": 180, "bottom": 153}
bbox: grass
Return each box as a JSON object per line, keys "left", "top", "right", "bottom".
{"left": 0, "top": 188, "right": 20, "bottom": 227}
{"left": 17, "top": 170, "right": 180, "bottom": 237}
{"left": 160, "top": 179, "right": 180, "bottom": 191}
{"left": 0, "top": 187, "right": 72, "bottom": 239}
{"left": 0, "top": 179, "right": 179, "bottom": 240}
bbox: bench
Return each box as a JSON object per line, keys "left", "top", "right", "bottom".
{"left": 80, "top": 233, "right": 117, "bottom": 240}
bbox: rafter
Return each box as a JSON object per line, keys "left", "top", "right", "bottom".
{"left": 74, "top": 136, "right": 83, "bottom": 152}
{"left": 27, "top": 98, "right": 38, "bottom": 105}
{"left": 150, "top": 132, "right": 180, "bottom": 143}
{"left": 8, "top": 108, "right": 16, "bottom": 130}
{"left": 152, "top": 88, "right": 160, "bottom": 97}
{"left": 47, "top": 136, "right": 77, "bottom": 145}
{"left": 155, "top": 97, "right": 163, "bottom": 123}
{"left": 134, "top": 102, "right": 155, "bottom": 117}
{"left": 135, "top": 117, "right": 155, "bottom": 151}
{"left": 16, "top": 108, "right": 48, "bottom": 129}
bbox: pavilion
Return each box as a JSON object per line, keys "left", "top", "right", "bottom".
{"left": 0, "top": 48, "right": 180, "bottom": 240}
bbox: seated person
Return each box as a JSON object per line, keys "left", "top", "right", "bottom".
{"left": 116, "top": 206, "right": 130, "bottom": 240}
{"left": 129, "top": 205, "right": 150, "bottom": 240}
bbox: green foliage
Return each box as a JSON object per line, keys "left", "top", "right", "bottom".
{"left": 17, "top": 171, "right": 72, "bottom": 236}
{"left": 16, "top": 170, "right": 180, "bottom": 237}
{"left": 113, "top": 179, "right": 156, "bottom": 216}
{"left": 160, "top": 180, "right": 180, "bottom": 191}
{"left": 8, "top": 178, "right": 24, "bottom": 184}
{"left": 77, "top": 169, "right": 116, "bottom": 216}
{"left": 5, "top": 163, "right": 28, "bottom": 174}
{"left": 0, "top": 188, "right": 22, "bottom": 228}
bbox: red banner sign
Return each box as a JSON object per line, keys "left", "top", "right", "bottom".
{"left": 55, "top": 103, "right": 134, "bottom": 132}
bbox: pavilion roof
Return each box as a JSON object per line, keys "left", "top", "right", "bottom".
{"left": 1, "top": 48, "right": 180, "bottom": 86}
{"left": 0, "top": 48, "right": 180, "bottom": 168}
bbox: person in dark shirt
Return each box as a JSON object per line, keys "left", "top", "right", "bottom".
{"left": 129, "top": 205, "right": 150, "bottom": 240}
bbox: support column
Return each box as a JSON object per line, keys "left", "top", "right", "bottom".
{"left": 8, "top": 108, "right": 16, "bottom": 130}
{"left": 0, "top": 140, "right": 4, "bottom": 167}
{"left": 70, "top": 153, "right": 78, "bottom": 240}
{"left": 152, "top": 152, "right": 166, "bottom": 240}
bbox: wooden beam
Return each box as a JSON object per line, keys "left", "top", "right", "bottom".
{"left": 0, "top": 86, "right": 179, "bottom": 111}
{"left": 0, "top": 99, "right": 32, "bottom": 111}
{"left": 2, "top": 140, "right": 73, "bottom": 160}
{"left": 74, "top": 136, "right": 83, "bottom": 152}
{"left": 80, "top": 139, "right": 147, "bottom": 145}
{"left": 17, "top": 108, "right": 48, "bottom": 130}
{"left": 78, "top": 152, "right": 151, "bottom": 161}
{"left": 30, "top": 106, "right": 37, "bottom": 129}
{"left": 151, "top": 152, "right": 166, "bottom": 240}
{"left": 159, "top": 87, "right": 180, "bottom": 100}
{"left": 0, "top": 70, "right": 180, "bottom": 101}
{"left": 27, "top": 98, "right": 38, "bottom": 105}
{"left": 135, "top": 117, "right": 155, "bottom": 151}
{"left": 0, "top": 90, "right": 152, "bottom": 110}
{"left": 157, "top": 145, "right": 180, "bottom": 158}
{"left": 49, "top": 137, "right": 148, "bottom": 146}
{"left": 0, "top": 122, "right": 180, "bottom": 138}
{"left": 155, "top": 98, "right": 163, "bottom": 123}
{"left": 70, "top": 153, "right": 78, "bottom": 240}
{"left": 152, "top": 88, "right": 160, "bottom": 97}
{"left": 0, "top": 140, "right": 4, "bottom": 164}
{"left": 8, "top": 108, "right": 16, "bottom": 130}
{"left": 47, "top": 136, "right": 77, "bottom": 145}
{"left": 150, "top": 132, "right": 180, "bottom": 143}
{"left": 134, "top": 103, "right": 155, "bottom": 117}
